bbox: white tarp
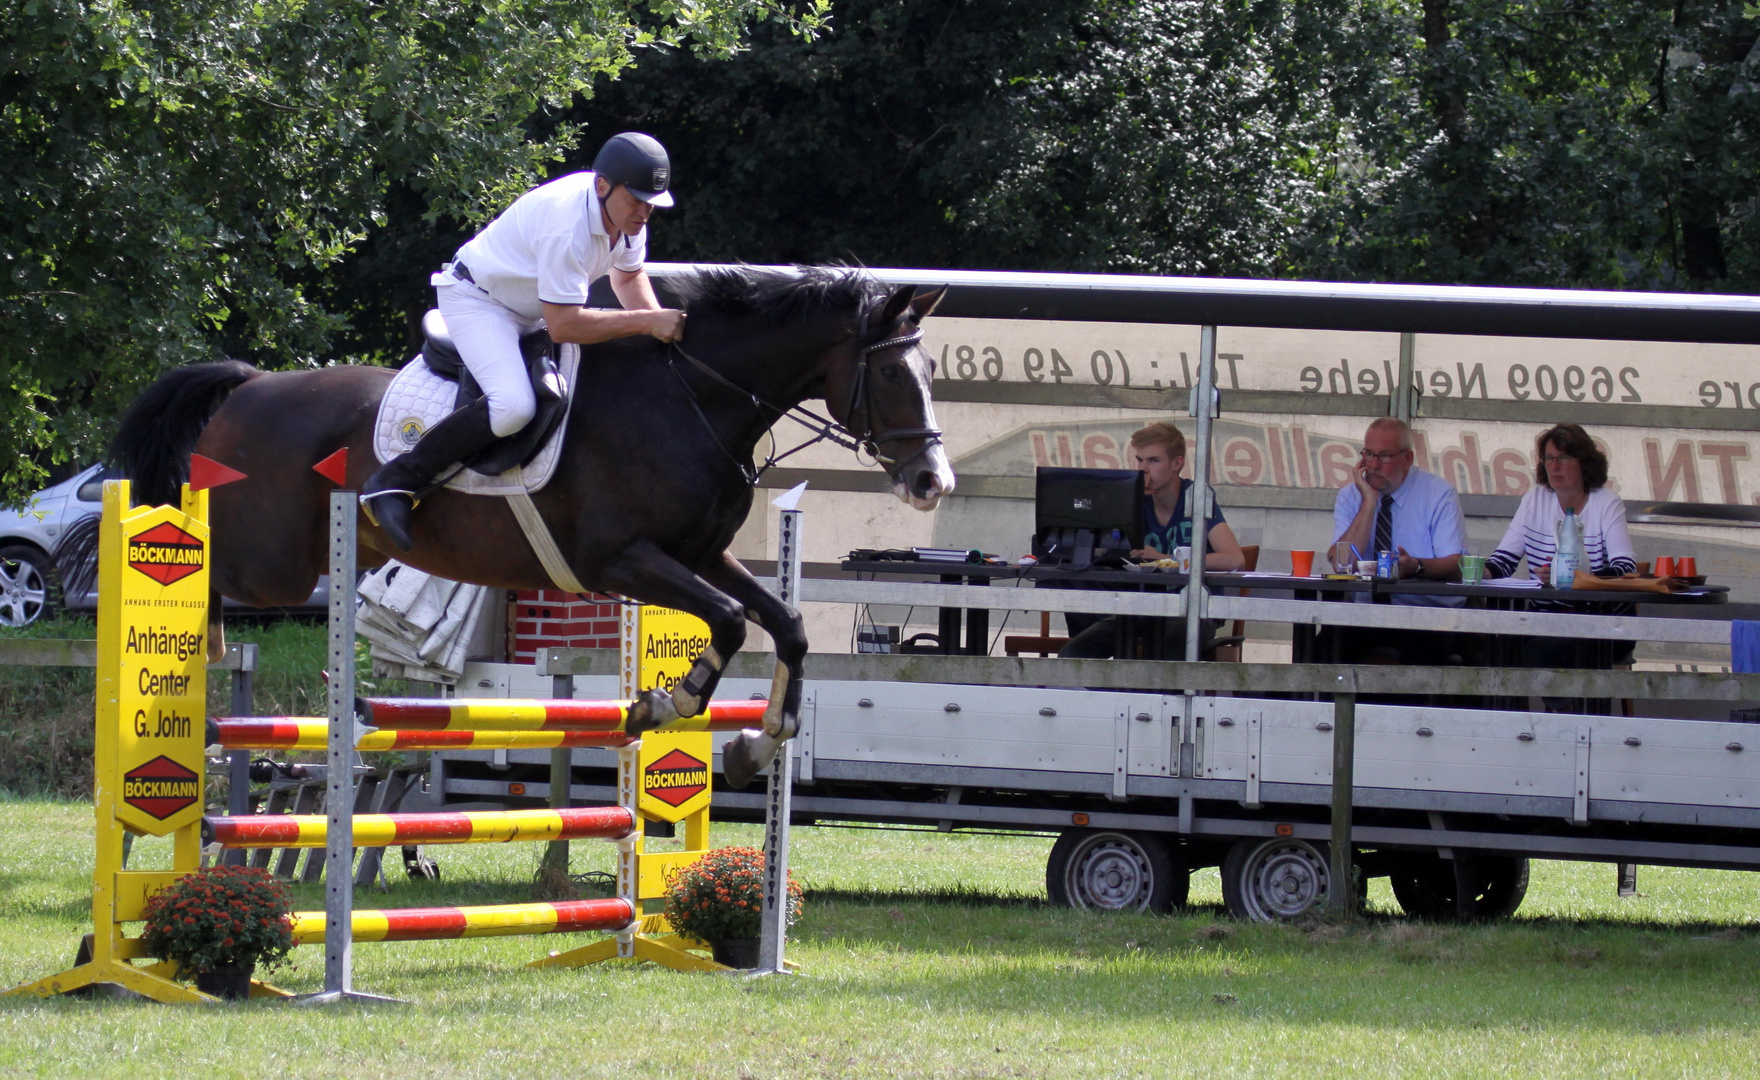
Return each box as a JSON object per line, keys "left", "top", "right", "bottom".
{"left": 356, "top": 562, "right": 488, "bottom": 684}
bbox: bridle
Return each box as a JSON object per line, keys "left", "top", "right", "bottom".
{"left": 836, "top": 312, "right": 944, "bottom": 473}
{"left": 667, "top": 310, "right": 945, "bottom": 484}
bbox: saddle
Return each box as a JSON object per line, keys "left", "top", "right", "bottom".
{"left": 419, "top": 309, "right": 569, "bottom": 476}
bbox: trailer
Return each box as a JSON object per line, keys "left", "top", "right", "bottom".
{"left": 398, "top": 265, "right": 1760, "bottom": 922}
{"left": 417, "top": 637, "right": 1758, "bottom": 923}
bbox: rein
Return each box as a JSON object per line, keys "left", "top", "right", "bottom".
{"left": 666, "top": 317, "right": 943, "bottom": 484}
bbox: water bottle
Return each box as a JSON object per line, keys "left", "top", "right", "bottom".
{"left": 1553, "top": 507, "right": 1585, "bottom": 588}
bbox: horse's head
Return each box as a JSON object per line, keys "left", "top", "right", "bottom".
{"left": 826, "top": 284, "right": 956, "bottom": 511}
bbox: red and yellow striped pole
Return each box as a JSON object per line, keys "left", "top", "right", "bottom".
{"left": 358, "top": 697, "right": 769, "bottom": 733}
{"left": 207, "top": 718, "right": 638, "bottom": 752}
{"left": 290, "top": 897, "right": 635, "bottom": 944}
{"left": 203, "top": 805, "right": 637, "bottom": 849}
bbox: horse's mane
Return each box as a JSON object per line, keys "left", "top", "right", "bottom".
{"left": 671, "top": 265, "right": 885, "bottom": 325}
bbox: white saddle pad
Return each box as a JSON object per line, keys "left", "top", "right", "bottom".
{"left": 373, "top": 344, "right": 579, "bottom": 497}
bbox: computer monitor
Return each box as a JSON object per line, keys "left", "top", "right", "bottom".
{"left": 1032, "top": 467, "right": 1144, "bottom": 567}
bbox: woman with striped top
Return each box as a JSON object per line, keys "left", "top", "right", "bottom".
{"left": 1486, "top": 422, "right": 1638, "bottom": 692}
{"left": 1485, "top": 423, "right": 1637, "bottom": 587}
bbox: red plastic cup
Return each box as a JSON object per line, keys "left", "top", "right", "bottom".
{"left": 1677, "top": 556, "right": 1697, "bottom": 578}
{"left": 1653, "top": 556, "right": 1674, "bottom": 579}
{"left": 1290, "top": 550, "right": 1315, "bottom": 577}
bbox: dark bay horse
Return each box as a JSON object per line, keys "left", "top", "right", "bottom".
{"left": 114, "top": 266, "right": 952, "bottom": 785}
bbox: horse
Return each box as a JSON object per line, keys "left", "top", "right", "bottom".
{"left": 112, "top": 265, "right": 953, "bottom": 786}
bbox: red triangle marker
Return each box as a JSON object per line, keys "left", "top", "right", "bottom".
{"left": 312, "top": 448, "right": 349, "bottom": 487}
{"left": 188, "top": 454, "right": 247, "bottom": 492}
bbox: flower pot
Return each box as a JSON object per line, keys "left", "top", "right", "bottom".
{"left": 195, "top": 963, "right": 254, "bottom": 1001}
{"left": 710, "top": 938, "right": 762, "bottom": 970}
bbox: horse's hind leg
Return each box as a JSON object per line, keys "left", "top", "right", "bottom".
{"left": 699, "top": 554, "right": 807, "bottom": 787}
{"left": 207, "top": 587, "right": 226, "bottom": 665}
{"left": 596, "top": 540, "right": 748, "bottom": 734}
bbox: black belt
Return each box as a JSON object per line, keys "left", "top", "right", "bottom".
{"left": 453, "top": 261, "right": 476, "bottom": 284}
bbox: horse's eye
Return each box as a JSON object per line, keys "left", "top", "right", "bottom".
{"left": 880, "top": 364, "right": 903, "bottom": 382}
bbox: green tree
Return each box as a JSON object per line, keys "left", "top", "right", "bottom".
{"left": 0, "top": 0, "right": 824, "bottom": 502}
{"left": 560, "top": 0, "right": 1378, "bottom": 276}
{"left": 1299, "top": 0, "right": 1760, "bottom": 290}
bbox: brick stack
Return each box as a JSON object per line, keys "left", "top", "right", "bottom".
{"left": 509, "top": 590, "right": 623, "bottom": 664}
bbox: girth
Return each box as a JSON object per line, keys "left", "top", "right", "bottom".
{"left": 418, "top": 309, "right": 569, "bottom": 477}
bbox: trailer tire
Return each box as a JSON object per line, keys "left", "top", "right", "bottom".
{"left": 1388, "top": 854, "right": 1528, "bottom": 921}
{"left": 1046, "top": 830, "right": 1186, "bottom": 913}
{"left": 1221, "top": 837, "right": 1330, "bottom": 921}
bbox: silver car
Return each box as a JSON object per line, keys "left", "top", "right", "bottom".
{"left": 0, "top": 464, "right": 107, "bottom": 626}
{"left": 0, "top": 464, "right": 326, "bottom": 627}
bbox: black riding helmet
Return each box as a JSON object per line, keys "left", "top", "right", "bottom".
{"left": 592, "top": 132, "right": 674, "bottom": 208}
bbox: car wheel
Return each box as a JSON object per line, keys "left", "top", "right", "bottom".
{"left": 0, "top": 545, "right": 54, "bottom": 627}
{"left": 1221, "top": 837, "right": 1331, "bottom": 921}
{"left": 1045, "top": 829, "right": 1186, "bottom": 913}
{"left": 1389, "top": 853, "right": 1529, "bottom": 921}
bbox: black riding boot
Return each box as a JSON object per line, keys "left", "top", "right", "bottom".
{"left": 360, "top": 398, "right": 499, "bottom": 551}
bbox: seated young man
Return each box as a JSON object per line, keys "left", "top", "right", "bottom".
{"left": 1059, "top": 422, "right": 1245, "bottom": 660}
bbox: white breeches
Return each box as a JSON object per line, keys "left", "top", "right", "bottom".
{"left": 435, "top": 282, "right": 539, "bottom": 438}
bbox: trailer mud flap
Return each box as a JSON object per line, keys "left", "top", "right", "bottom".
{"left": 1112, "top": 711, "right": 1129, "bottom": 801}
{"left": 1573, "top": 725, "right": 1591, "bottom": 824}
{"left": 1245, "top": 714, "right": 1263, "bottom": 809}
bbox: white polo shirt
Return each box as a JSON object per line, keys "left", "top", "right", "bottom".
{"left": 450, "top": 171, "right": 647, "bottom": 321}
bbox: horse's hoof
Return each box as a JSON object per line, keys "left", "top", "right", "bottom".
{"left": 761, "top": 706, "right": 800, "bottom": 741}
{"left": 625, "top": 688, "right": 680, "bottom": 735}
{"left": 720, "top": 732, "right": 772, "bottom": 790}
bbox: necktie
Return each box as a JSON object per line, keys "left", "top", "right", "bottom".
{"left": 1374, "top": 494, "right": 1394, "bottom": 554}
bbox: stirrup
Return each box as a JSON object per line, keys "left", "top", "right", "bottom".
{"left": 359, "top": 488, "right": 418, "bottom": 529}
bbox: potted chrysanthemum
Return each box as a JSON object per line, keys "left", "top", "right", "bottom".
{"left": 662, "top": 846, "right": 803, "bottom": 969}
{"left": 139, "top": 865, "right": 295, "bottom": 1000}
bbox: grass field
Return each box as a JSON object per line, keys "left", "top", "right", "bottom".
{"left": 0, "top": 799, "right": 1757, "bottom": 1079}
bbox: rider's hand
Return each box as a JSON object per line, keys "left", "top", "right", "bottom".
{"left": 649, "top": 309, "right": 687, "bottom": 343}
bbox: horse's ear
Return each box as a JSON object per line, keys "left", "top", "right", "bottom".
{"left": 878, "top": 284, "right": 915, "bottom": 326}
{"left": 907, "top": 285, "right": 947, "bottom": 322}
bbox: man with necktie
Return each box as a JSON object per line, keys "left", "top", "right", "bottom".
{"left": 1327, "top": 417, "right": 1465, "bottom": 664}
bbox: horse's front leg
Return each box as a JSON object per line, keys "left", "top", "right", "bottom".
{"left": 699, "top": 553, "right": 807, "bottom": 787}
{"left": 596, "top": 540, "right": 747, "bottom": 735}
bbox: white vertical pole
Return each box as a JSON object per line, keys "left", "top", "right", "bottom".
{"left": 298, "top": 489, "right": 396, "bottom": 1005}
{"left": 756, "top": 505, "right": 801, "bottom": 975}
{"left": 615, "top": 604, "right": 641, "bottom": 959}
{"left": 1178, "top": 326, "right": 1219, "bottom": 779}
{"left": 1184, "top": 324, "right": 1218, "bottom": 664}
{"left": 323, "top": 489, "right": 356, "bottom": 996}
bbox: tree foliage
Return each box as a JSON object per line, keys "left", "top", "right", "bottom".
{"left": 1302, "top": 0, "right": 1760, "bottom": 290}
{"left": 564, "top": 0, "right": 1382, "bottom": 276}
{"left": 0, "top": 0, "right": 824, "bottom": 500}
{"left": 566, "top": 0, "right": 1760, "bottom": 289}
{"left": 4, "top": 0, "right": 1755, "bottom": 503}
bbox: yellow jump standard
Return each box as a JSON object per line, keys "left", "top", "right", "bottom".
{"left": 3, "top": 480, "right": 288, "bottom": 1003}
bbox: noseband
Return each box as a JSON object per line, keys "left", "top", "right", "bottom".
{"left": 666, "top": 312, "right": 945, "bottom": 485}
{"left": 838, "top": 319, "right": 944, "bottom": 474}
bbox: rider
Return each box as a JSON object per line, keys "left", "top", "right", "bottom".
{"left": 361, "top": 131, "right": 689, "bottom": 550}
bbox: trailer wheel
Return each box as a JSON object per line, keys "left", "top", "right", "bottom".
{"left": 1220, "top": 837, "right": 1330, "bottom": 921}
{"left": 1046, "top": 830, "right": 1185, "bottom": 913}
{"left": 1389, "top": 854, "right": 1528, "bottom": 921}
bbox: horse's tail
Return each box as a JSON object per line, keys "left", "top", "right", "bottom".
{"left": 112, "top": 360, "right": 262, "bottom": 506}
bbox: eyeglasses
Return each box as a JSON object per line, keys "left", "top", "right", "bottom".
{"left": 1359, "top": 448, "right": 1407, "bottom": 463}
{"left": 1542, "top": 454, "right": 1576, "bottom": 466}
